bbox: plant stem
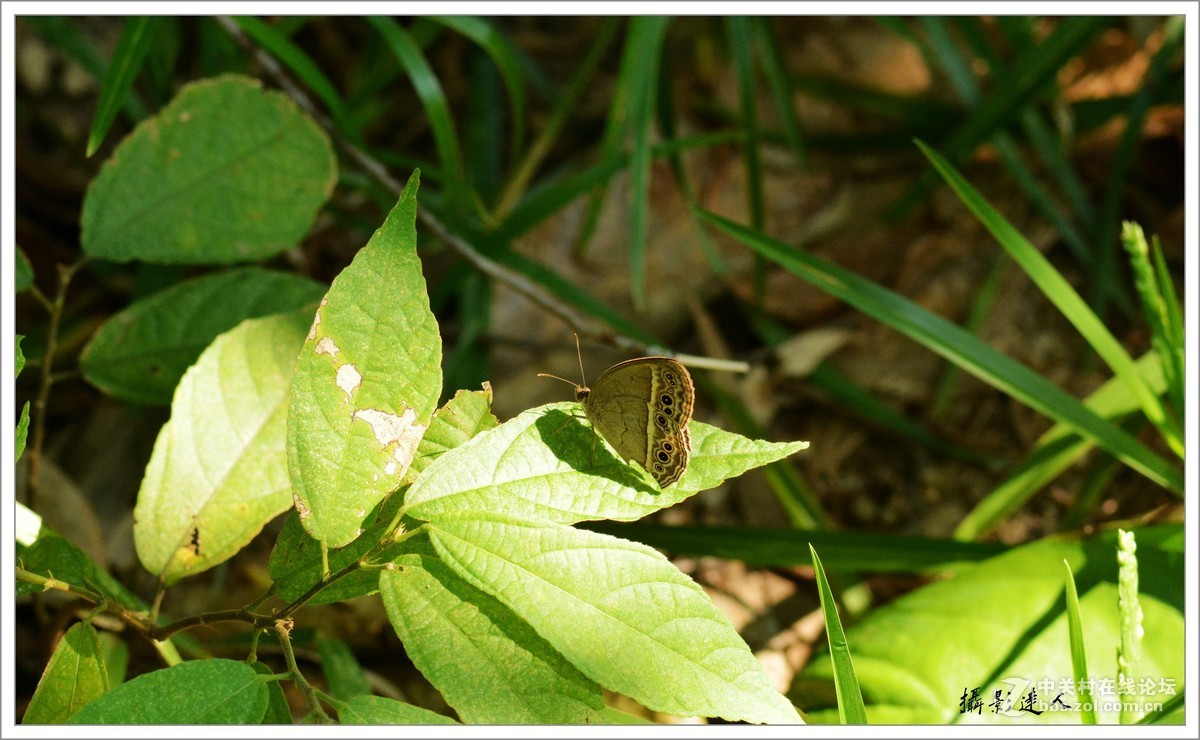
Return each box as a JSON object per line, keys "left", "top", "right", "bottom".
{"left": 25, "top": 258, "right": 86, "bottom": 510}
{"left": 274, "top": 617, "right": 331, "bottom": 722}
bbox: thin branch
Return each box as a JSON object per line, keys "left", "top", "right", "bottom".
{"left": 25, "top": 258, "right": 87, "bottom": 510}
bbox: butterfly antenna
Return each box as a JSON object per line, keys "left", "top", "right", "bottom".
{"left": 574, "top": 333, "right": 588, "bottom": 387}
{"left": 536, "top": 372, "right": 578, "bottom": 388}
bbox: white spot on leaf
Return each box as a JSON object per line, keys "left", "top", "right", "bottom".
{"left": 315, "top": 336, "right": 339, "bottom": 358}
{"left": 352, "top": 407, "right": 426, "bottom": 480}
{"left": 336, "top": 364, "right": 362, "bottom": 397}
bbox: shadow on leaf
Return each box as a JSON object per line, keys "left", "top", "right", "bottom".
{"left": 533, "top": 409, "right": 659, "bottom": 496}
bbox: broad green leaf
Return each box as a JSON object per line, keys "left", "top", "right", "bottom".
{"left": 23, "top": 623, "right": 110, "bottom": 723}
{"left": 271, "top": 386, "right": 495, "bottom": 604}
{"left": 251, "top": 661, "right": 292, "bottom": 724}
{"left": 796, "top": 525, "right": 1183, "bottom": 724}
{"left": 80, "top": 267, "right": 326, "bottom": 405}
{"left": 17, "top": 531, "right": 144, "bottom": 611}
{"left": 380, "top": 544, "right": 604, "bottom": 724}
{"left": 405, "top": 402, "right": 806, "bottom": 525}
{"left": 15, "top": 248, "right": 33, "bottom": 291}
{"left": 316, "top": 637, "right": 370, "bottom": 702}
{"left": 86, "top": 17, "right": 160, "bottom": 157}
{"left": 69, "top": 659, "right": 268, "bottom": 724}
{"left": 403, "top": 385, "right": 498, "bottom": 485}
{"left": 428, "top": 512, "right": 802, "bottom": 724}
{"left": 339, "top": 695, "right": 458, "bottom": 725}
{"left": 81, "top": 74, "right": 336, "bottom": 264}
{"left": 134, "top": 310, "right": 310, "bottom": 585}
{"left": 97, "top": 633, "right": 130, "bottom": 688}
{"left": 810, "top": 546, "right": 866, "bottom": 724}
{"left": 700, "top": 208, "right": 1183, "bottom": 494}
{"left": 287, "top": 172, "right": 442, "bottom": 547}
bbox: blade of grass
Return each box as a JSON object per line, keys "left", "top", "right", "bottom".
{"left": 494, "top": 17, "right": 619, "bottom": 219}
{"left": 230, "top": 15, "right": 359, "bottom": 142}
{"left": 427, "top": 16, "right": 527, "bottom": 165}
{"left": 1122, "top": 223, "right": 1182, "bottom": 423}
{"left": 890, "top": 16, "right": 1108, "bottom": 218}
{"left": 1136, "top": 692, "right": 1184, "bottom": 725}
{"left": 1092, "top": 17, "right": 1184, "bottom": 315}
{"left": 727, "top": 17, "right": 766, "bottom": 302}
{"left": 932, "top": 253, "right": 1005, "bottom": 420}
{"left": 919, "top": 140, "right": 1184, "bottom": 459}
{"left": 624, "top": 16, "right": 670, "bottom": 312}
{"left": 921, "top": 17, "right": 1092, "bottom": 266}
{"left": 463, "top": 47, "right": 504, "bottom": 204}
{"left": 86, "top": 17, "right": 161, "bottom": 157}
{"left": 955, "top": 352, "right": 1164, "bottom": 540}
{"left": 368, "top": 16, "right": 470, "bottom": 215}
{"left": 810, "top": 546, "right": 867, "bottom": 725}
{"left": 1062, "top": 560, "right": 1097, "bottom": 724}
{"left": 1060, "top": 429, "right": 1128, "bottom": 532}
{"left": 753, "top": 18, "right": 807, "bottom": 167}
{"left": 1149, "top": 236, "right": 1185, "bottom": 421}
{"left": 656, "top": 44, "right": 726, "bottom": 274}
{"left": 584, "top": 522, "right": 1006, "bottom": 574}
{"left": 698, "top": 208, "right": 1183, "bottom": 494}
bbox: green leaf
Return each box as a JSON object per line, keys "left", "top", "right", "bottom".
{"left": 17, "top": 531, "right": 145, "bottom": 611}
{"left": 380, "top": 544, "right": 604, "bottom": 723}
{"left": 15, "top": 334, "right": 24, "bottom": 376}
{"left": 16, "top": 401, "right": 30, "bottom": 462}
{"left": 69, "top": 659, "right": 268, "bottom": 724}
{"left": 338, "top": 695, "right": 458, "bottom": 725}
{"left": 810, "top": 546, "right": 866, "bottom": 724}
{"left": 96, "top": 633, "right": 130, "bottom": 688}
{"left": 796, "top": 525, "right": 1183, "bottom": 724}
{"left": 404, "top": 402, "right": 806, "bottom": 525}
{"left": 287, "top": 172, "right": 442, "bottom": 547}
{"left": 699, "top": 208, "right": 1183, "bottom": 494}
{"left": 917, "top": 140, "right": 1184, "bottom": 458}
{"left": 428, "top": 512, "right": 802, "bottom": 724}
{"left": 402, "top": 385, "right": 498, "bottom": 484}
{"left": 1062, "top": 560, "right": 1096, "bottom": 724}
{"left": 15, "top": 248, "right": 33, "bottom": 292}
{"left": 23, "top": 623, "right": 110, "bottom": 723}
{"left": 81, "top": 75, "right": 336, "bottom": 264}
{"left": 251, "top": 661, "right": 292, "bottom": 724}
{"left": 271, "top": 387, "right": 494, "bottom": 604}
{"left": 316, "top": 637, "right": 370, "bottom": 702}
{"left": 80, "top": 267, "right": 326, "bottom": 405}
{"left": 86, "top": 17, "right": 160, "bottom": 157}
{"left": 133, "top": 310, "right": 310, "bottom": 585}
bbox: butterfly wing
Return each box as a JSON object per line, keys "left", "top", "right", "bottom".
{"left": 585, "top": 357, "right": 694, "bottom": 487}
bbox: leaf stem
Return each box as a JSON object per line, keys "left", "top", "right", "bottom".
{"left": 274, "top": 617, "right": 332, "bottom": 722}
